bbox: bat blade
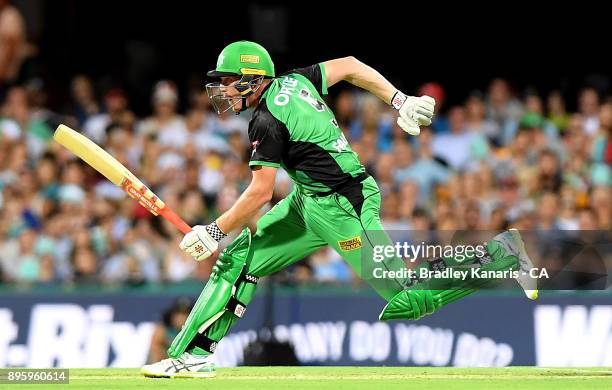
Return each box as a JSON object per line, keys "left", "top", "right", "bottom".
{"left": 54, "top": 124, "right": 132, "bottom": 186}
{"left": 53, "top": 124, "right": 191, "bottom": 234}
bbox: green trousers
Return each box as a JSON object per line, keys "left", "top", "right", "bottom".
{"left": 199, "top": 177, "right": 407, "bottom": 351}
{"left": 171, "top": 176, "right": 523, "bottom": 357}
{"left": 244, "top": 177, "right": 406, "bottom": 299}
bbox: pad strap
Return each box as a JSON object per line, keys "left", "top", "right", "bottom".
{"left": 405, "top": 257, "right": 447, "bottom": 288}
{"left": 188, "top": 333, "right": 219, "bottom": 354}
{"left": 475, "top": 251, "right": 493, "bottom": 265}
{"left": 429, "top": 257, "right": 447, "bottom": 271}
{"left": 226, "top": 296, "right": 247, "bottom": 318}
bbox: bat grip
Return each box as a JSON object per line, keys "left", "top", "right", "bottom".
{"left": 159, "top": 207, "right": 192, "bottom": 234}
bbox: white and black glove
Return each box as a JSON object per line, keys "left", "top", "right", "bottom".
{"left": 391, "top": 91, "right": 436, "bottom": 136}
{"left": 179, "top": 222, "right": 227, "bottom": 262}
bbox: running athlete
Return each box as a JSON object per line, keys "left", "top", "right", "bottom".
{"left": 142, "top": 41, "right": 538, "bottom": 378}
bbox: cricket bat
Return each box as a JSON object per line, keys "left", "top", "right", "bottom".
{"left": 53, "top": 124, "right": 192, "bottom": 234}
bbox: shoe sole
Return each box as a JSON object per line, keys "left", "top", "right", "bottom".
{"left": 141, "top": 368, "right": 216, "bottom": 378}
{"left": 509, "top": 228, "right": 539, "bottom": 300}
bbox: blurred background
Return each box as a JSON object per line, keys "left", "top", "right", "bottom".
{"left": 0, "top": 1, "right": 610, "bottom": 369}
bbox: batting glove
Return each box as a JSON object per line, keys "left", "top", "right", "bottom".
{"left": 179, "top": 222, "right": 226, "bottom": 262}
{"left": 391, "top": 92, "right": 436, "bottom": 136}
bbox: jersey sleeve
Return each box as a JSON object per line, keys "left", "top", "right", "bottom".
{"left": 248, "top": 105, "right": 288, "bottom": 169}
{"left": 288, "top": 63, "right": 328, "bottom": 96}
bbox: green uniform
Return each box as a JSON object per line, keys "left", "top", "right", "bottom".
{"left": 242, "top": 63, "right": 405, "bottom": 296}
{"left": 167, "top": 64, "right": 407, "bottom": 358}
{"left": 167, "top": 63, "right": 530, "bottom": 359}
{"left": 201, "top": 64, "right": 407, "bottom": 346}
{"left": 249, "top": 64, "right": 364, "bottom": 193}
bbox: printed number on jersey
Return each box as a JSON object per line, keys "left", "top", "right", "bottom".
{"left": 299, "top": 89, "right": 326, "bottom": 112}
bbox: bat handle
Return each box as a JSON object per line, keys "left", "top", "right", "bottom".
{"left": 159, "top": 207, "right": 192, "bottom": 234}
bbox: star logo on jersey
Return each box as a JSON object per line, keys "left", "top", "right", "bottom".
{"left": 251, "top": 140, "right": 260, "bottom": 157}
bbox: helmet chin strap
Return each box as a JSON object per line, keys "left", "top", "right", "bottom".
{"left": 237, "top": 96, "right": 248, "bottom": 114}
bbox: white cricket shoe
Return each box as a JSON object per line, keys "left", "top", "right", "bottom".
{"left": 141, "top": 352, "right": 216, "bottom": 378}
{"left": 496, "top": 228, "right": 539, "bottom": 300}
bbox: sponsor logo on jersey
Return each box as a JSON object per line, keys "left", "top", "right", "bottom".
{"left": 299, "top": 88, "right": 326, "bottom": 112}
{"left": 274, "top": 77, "right": 298, "bottom": 106}
{"left": 332, "top": 133, "right": 349, "bottom": 153}
{"left": 338, "top": 236, "right": 362, "bottom": 251}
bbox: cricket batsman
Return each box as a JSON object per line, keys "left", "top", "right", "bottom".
{"left": 142, "top": 41, "right": 538, "bottom": 377}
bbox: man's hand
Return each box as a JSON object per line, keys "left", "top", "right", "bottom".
{"left": 392, "top": 92, "right": 436, "bottom": 136}
{"left": 179, "top": 223, "right": 226, "bottom": 262}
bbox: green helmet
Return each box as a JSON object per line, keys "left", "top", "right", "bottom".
{"left": 206, "top": 41, "right": 274, "bottom": 115}
{"left": 207, "top": 41, "right": 275, "bottom": 78}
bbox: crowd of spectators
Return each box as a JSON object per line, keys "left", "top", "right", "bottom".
{"left": 0, "top": 5, "right": 610, "bottom": 287}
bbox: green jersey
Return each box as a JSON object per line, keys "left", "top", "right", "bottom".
{"left": 248, "top": 63, "right": 366, "bottom": 196}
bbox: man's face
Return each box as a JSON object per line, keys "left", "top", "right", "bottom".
{"left": 206, "top": 75, "right": 264, "bottom": 114}
{"left": 220, "top": 76, "right": 243, "bottom": 112}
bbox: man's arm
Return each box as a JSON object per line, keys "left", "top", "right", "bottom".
{"left": 323, "top": 57, "right": 436, "bottom": 136}
{"left": 324, "top": 57, "right": 397, "bottom": 104}
{"left": 216, "top": 165, "right": 276, "bottom": 233}
{"left": 179, "top": 101, "right": 285, "bottom": 262}
{"left": 178, "top": 166, "right": 276, "bottom": 261}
